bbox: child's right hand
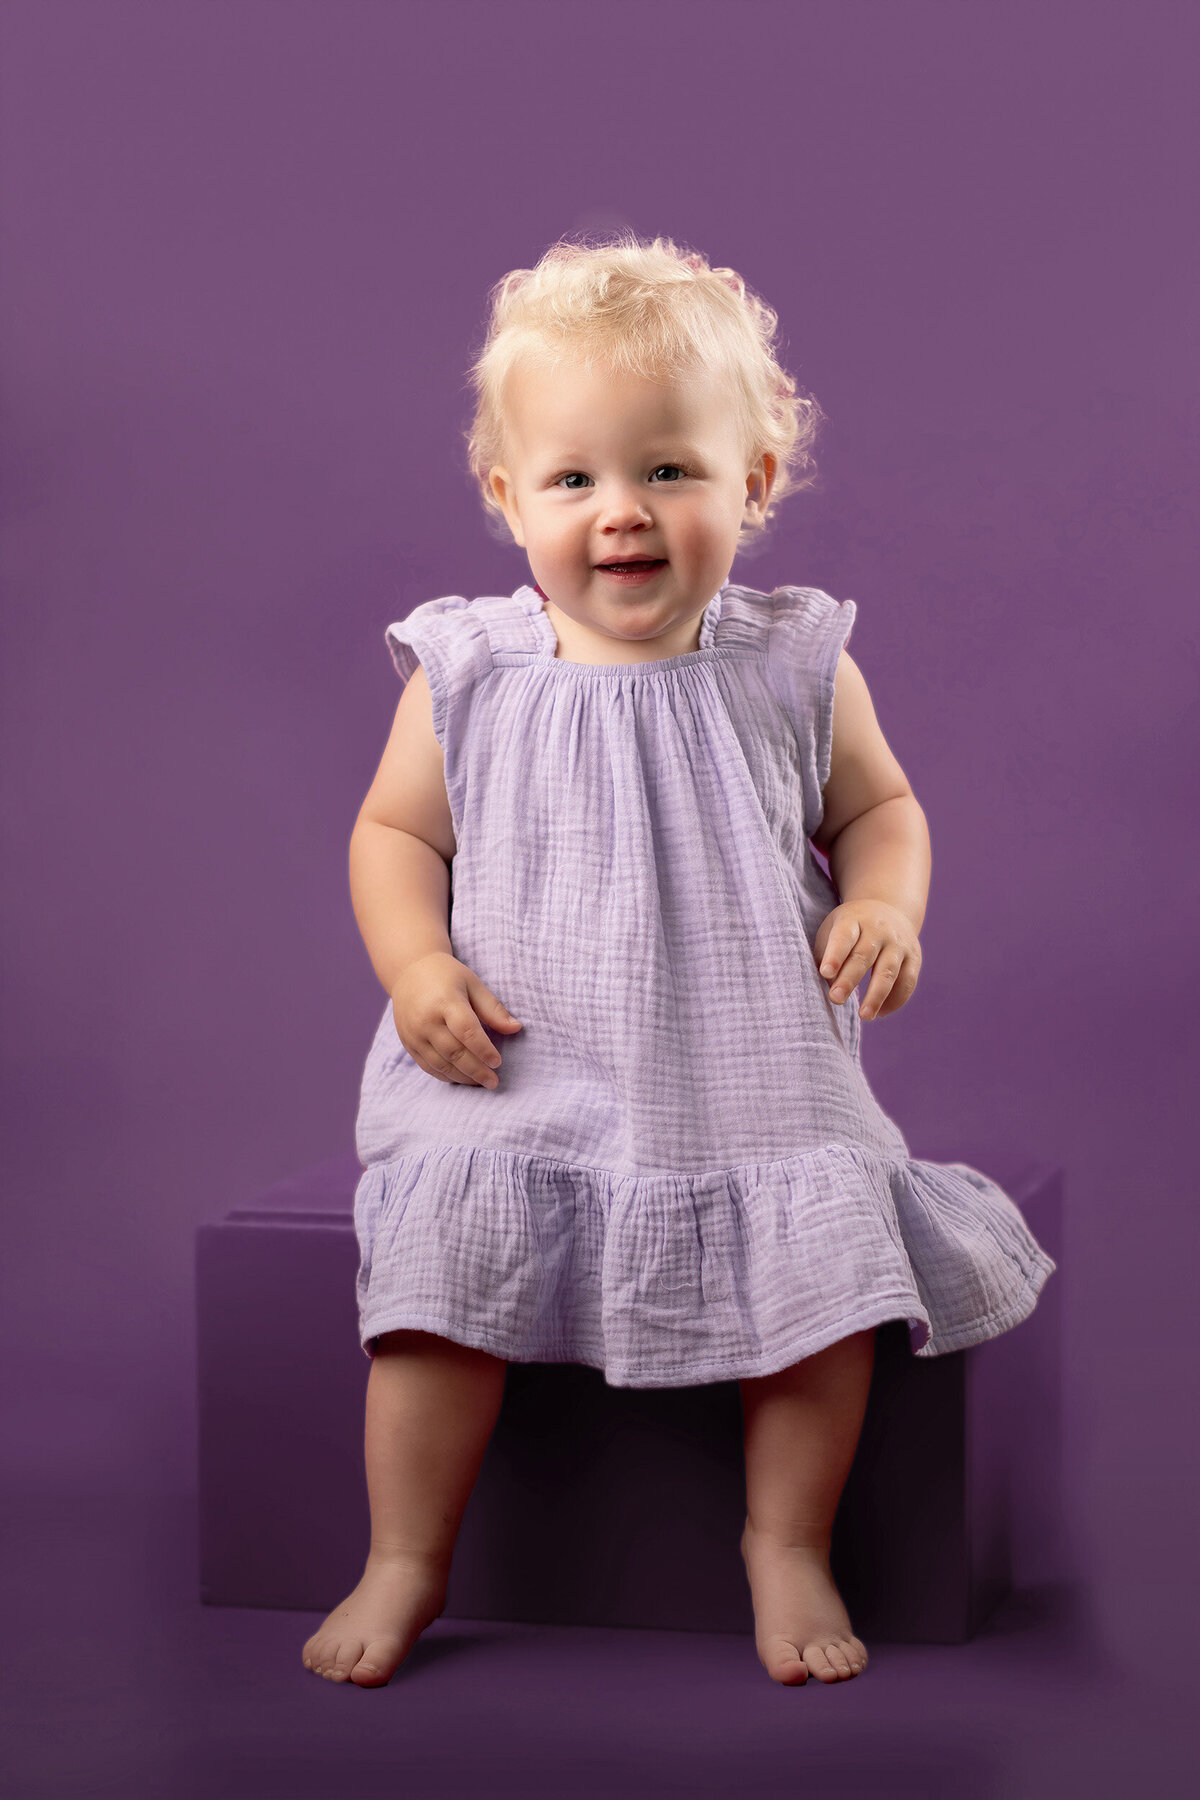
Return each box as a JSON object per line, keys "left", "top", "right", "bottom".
{"left": 390, "top": 952, "right": 523, "bottom": 1089}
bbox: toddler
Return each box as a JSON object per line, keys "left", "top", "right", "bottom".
{"left": 302, "top": 234, "right": 1056, "bottom": 1690}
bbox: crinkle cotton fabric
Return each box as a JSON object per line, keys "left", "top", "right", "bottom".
{"left": 352, "top": 579, "right": 1056, "bottom": 1387}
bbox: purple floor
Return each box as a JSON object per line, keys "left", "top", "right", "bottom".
{"left": 8, "top": 1492, "right": 1193, "bottom": 1800}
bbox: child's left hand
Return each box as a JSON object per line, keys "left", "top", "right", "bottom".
{"left": 812, "top": 901, "right": 922, "bottom": 1021}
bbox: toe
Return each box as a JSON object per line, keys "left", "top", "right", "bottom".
{"left": 825, "top": 1642, "right": 854, "bottom": 1679}
{"left": 351, "top": 1638, "right": 401, "bottom": 1687}
{"left": 764, "top": 1636, "right": 809, "bottom": 1684}
{"left": 804, "top": 1642, "right": 839, "bottom": 1681}
{"left": 330, "top": 1640, "right": 364, "bottom": 1682}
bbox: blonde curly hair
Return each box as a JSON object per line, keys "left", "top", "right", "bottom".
{"left": 462, "top": 231, "right": 825, "bottom": 557}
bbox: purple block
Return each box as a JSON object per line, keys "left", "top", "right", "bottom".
{"left": 196, "top": 1150, "right": 1063, "bottom": 1641}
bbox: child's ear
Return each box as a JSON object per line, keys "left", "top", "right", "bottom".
{"left": 488, "top": 465, "right": 525, "bottom": 546}
{"left": 744, "top": 451, "right": 777, "bottom": 523}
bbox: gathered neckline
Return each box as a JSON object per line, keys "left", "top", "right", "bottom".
{"left": 516, "top": 582, "right": 727, "bottom": 675}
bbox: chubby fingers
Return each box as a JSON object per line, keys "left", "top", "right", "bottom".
{"left": 859, "top": 950, "right": 909, "bottom": 1020}
{"left": 425, "top": 1007, "right": 503, "bottom": 1088}
{"left": 818, "top": 919, "right": 863, "bottom": 1002}
{"left": 820, "top": 923, "right": 893, "bottom": 1012}
{"left": 821, "top": 932, "right": 916, "bottom": 1020}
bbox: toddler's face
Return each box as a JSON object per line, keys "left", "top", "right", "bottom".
{"left": 488, "top": 355, "right": 775, "bottom": 662}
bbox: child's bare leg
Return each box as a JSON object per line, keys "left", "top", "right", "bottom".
{"left": 302, "top": 1327, "right": 507, "bottom": 1687}
{"left": 738, "top": 1326, "right": 875, "bottom": 1686}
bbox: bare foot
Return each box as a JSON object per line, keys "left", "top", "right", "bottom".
{"left": 739, "top": 1519, "right": 869, "bottom": 1686}
{"left": 301, "top": 1549, "right": 449, "bottom": 1688}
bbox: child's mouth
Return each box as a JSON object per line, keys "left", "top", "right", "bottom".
{"left": 596, "top": 560, "right": 667, "bottom": 585}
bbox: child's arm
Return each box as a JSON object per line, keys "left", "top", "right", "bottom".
{"left": 349, "top": 665, "right": 522, "bottom": 1087}
{"left": 810, "top": 651, "right": 931, "bottom": 1021}
{"left": 349, "top": 664, "right": 457, "bottom": 996}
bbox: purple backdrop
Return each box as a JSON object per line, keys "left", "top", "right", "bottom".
{"left": 1, "top": 0, "right": 1195, "bottom": 1683}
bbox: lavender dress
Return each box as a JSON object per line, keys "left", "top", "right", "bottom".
{"left": 352, "top": 579, "right": 1055, "bottom": 1386}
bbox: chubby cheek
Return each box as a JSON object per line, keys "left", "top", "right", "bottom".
{"left": 536, "top": 515, "right": 587, "bottom": 572}
{"left": 667, "top": 511, "right": 727, "bottom": 580}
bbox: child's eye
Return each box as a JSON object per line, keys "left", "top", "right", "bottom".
{"left": 554, "top": 464, "right": 691, "bottom": 490}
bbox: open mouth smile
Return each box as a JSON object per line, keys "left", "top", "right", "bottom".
{"left": 595, "top": 558, "right": 668, "bottom": 584}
